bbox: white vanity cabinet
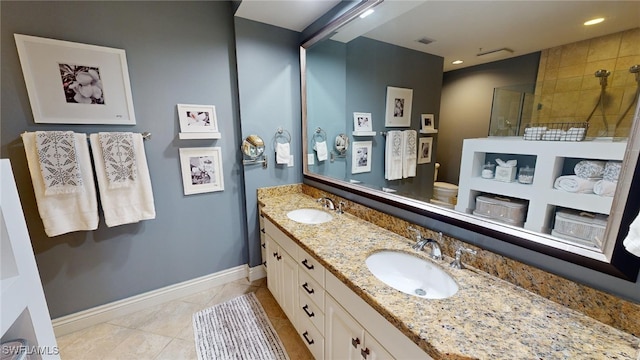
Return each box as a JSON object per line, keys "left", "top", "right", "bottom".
{"left": 325, "top": 295, "right": 392, "bottom": 360}
{"left": 264, "top": 220, "right": 298, "bottom": 322}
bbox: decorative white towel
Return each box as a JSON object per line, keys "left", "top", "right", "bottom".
{"left": 402, "top": 130, "right": 417, "bottom": 178}
{"left": 276, "top": 142, "right": 290, "bottom": 165}
{"left": 553, "top": 175, "right": 597, "bottom": 193}
{"left": 603, "top": 161, "right": 622, "bottom": 182}
{"left": 22, "top": 132, "right": 98, "bottom": 237}
{"left": 385, "top": 131, "right": 403, "bottom": 180}
{"left": 623, "top": 213, "right": 640, "bottom": 257}
{"left": 593, "top": 179, "right": 617, "bottom": 197}
{"left": 98, "top": 132, "right": 137, "bottom": 189}
{"left": 314, "top": 141, "right": 328, "bottom": 162}
{"left": 90, "top": 133, "right": 156, "bottom": 227}
{"left": 574, "top": 160, "right": 605, "bottom": 179}
{"left": 35, "top": 131, "right": 84, "bottom": 195}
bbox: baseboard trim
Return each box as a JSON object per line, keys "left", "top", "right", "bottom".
{"left": 247, "top": 264, "right": 267, "bottom": 282}
{"left": 52, "top": 264, "right": 247, "bottom": 337}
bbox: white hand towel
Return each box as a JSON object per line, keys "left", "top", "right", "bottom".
{"left": 623, "top": 213, "right": 640, "bottom": 257}
{"left": 593, "top": 179, "right": 617, "bottom": 197}
{"left": 541, "top": 129, "right": 564, "bottom": 141}
{"left": 276, "top": 142, "right": 290, "bottom": 164}
{"left": 315, "top": 141, "right": 328, "bottom": 161}
{"left": 98, "top": 132, "right": 137, "bottom": 189}
{"left": 553, "top": 175, "right": 598, "bottom": 193}
{"left": 90, "top": 133, "right": 156, "bottom": 227}
{"left": 35, "top": 131, "right": 84, "bottom": 195}
{"left": 22, "top": 132, "right": 98, "bottom": 237}
{"left": 402, "top": 130, "right": 417, "bottom": 178}
{"left": 385, "top": 131, "right": 403, "bottom": 180}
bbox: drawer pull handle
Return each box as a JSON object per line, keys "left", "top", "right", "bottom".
{"left": 302, "top": 282, "right": 315, "bottom": 294}
{"left": 302, "top": 304, "right": 315, "bottom": 317}
{"left": 260, "top": 228, "right": 265, "bottom": 234}
{"left": 302, "top": 331, "right": 314, "bottom": 345}
{"left": 260, "top": 214, "right": 264, "bottom": 218}
{"left": 273, "top": 252, "right": 278, "bottom": 258}
{"left": 302, "top": 259, "right": 314, "bottom": 270}
{"left": 262, "top": 261, "right": 266, "bottom": 267}
{"left": 351, "top": 337, "right": 360, "bottom": 349}
{"left": 276, "top": 255, "right": 282, "bottom": 260}
{"left": 261, "top": 243, "right": 266, "bottom": 248}
{"left": 361, "top": 347, "right": 370, "bottom": 359}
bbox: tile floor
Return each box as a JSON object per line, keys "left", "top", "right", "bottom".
{"left": 56, "top": 278, "right": 313, "bottom": 359}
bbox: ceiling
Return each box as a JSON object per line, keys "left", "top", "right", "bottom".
{"left": 236, "top": 1, "right": 640, "bottom": 71}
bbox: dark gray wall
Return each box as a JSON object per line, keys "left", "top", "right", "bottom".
{"left": 1, "top": 1, "right": 248, "bottom": 318}
{"left": 438, "top": 53, "right": 541, "bottom": 184}
{"left": 235, "top": 18, "right": 303, "bottom": 268}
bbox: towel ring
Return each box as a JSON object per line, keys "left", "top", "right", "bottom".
{"left": 312, "top": 127, "right": 327, "bottom": 146}
{"left": 275, "top": 127, "right": 291, "bottom": 144}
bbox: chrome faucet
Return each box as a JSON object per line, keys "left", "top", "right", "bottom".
{"left": 317, "top": 197, "right": 335, "bottom": 210}
{"left": 409, "top": 228, "right": 443, "bottom": 260}
{"left": 450, "top": 245, "right": 477, "bottom": 269}
{"left": 336, "top": 201, "right": 346, "bottom": 214}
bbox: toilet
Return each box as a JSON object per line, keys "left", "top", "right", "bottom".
{"left": 431, "top": 163, "right": 458, "bottom": 209}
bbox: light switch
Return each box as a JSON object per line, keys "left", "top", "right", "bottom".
{"left": 288, "top": 155, "right": 294, "bottom": 167}
{"left": 307, "top": 154, "right": 315, "bottom": 165}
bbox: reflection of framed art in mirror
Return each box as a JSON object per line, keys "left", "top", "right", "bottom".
{"left": 418, "top": 137, "right": 433, "bottom": 164}
{"left": 385, "top": 86, "right": 413, "bottom": 127}
{"left": 352, "top": 141, "right": 372, "bottom": 174}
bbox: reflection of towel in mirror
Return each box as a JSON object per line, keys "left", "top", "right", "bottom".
{"left": 623, "top": 213, "right": 640, "bottom": 257}
{"left": 276, "top": 142, "right": 290, "bottom": 164}
{"left": 553, "top": 175, "right": 597, "bottom": 193}
{"left": 385, "top": 131, "right": 403, "bottom": 180}
{"left": 22, "top": 132, "right": 99, "bottom": 237}
{"left": 403, "top": 130, "right": 417, "bottom": 178}
{"left": 593, "top": 179, "right": 617, "bottom": 197}
{"left": 315, "top": 141, "right": 328, "bottom": 161}
{"left": 574, "top": 160, "right": 605, "bottom": 178}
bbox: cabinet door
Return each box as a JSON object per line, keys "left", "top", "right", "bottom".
{"left": 280, "top": 250, "right": 298, "bottom": 321}
{"left": 265, "top": 235, "right": 279, "bottom": 301}
{"left": 325, "top": 295, "right": 364, "bottom": 360}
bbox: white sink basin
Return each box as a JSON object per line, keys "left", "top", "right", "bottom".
{"left": 366, "top": 251, "right": 458, "bottom": 299}
{"left": 287, "top": 208, "right": 333, "bottom": 224}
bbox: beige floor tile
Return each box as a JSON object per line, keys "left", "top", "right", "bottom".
{"left": 55, "top": 327, "right": 89, "bottom": 349}
{"left": 59, "top": 323, "right": 134, "bottom": 360}
{"left": 207, "top": 282, "right": 259, "bottom": 305}
{"left": 180, "top": 284, "right": 225, "bottom": 305}
{"left": 274, "top": 321, "right": 314, "bottom": 360}
{"left": 174, "top": 322, "right": 196, "bottom": 342}
{"left": 104, "top": 330, "right": 172, "bottom": 360}
{"left": 154, "top": 338, "right": 197, "bottom": 360}
{"left": 108, "top": 302, "right": 164, "bottom": 329}
{"left": 254, "top": 286, "right": 287, "bottom": 320}
{"left": 138, "top": 300, "right": 203, "bottom": 338}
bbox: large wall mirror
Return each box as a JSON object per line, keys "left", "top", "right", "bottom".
{"left": 301, "top": 0, "right": 640, "bottom": 280}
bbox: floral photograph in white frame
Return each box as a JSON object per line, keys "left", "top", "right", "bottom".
{"left": 421, "top": 114, "right": 436, "bottom": 132}
{"left": 14, "top": 34, "right": 136, "bottom": 125}
{"left": 177, "top": 104, "right": 219, "bottom": 133}
{"left": 351, "top": 141, "right": 372, "bottom": 174}
{"left": 384, "top": 86, "right": 413, "bottom": 127}
{"left": 418, "top": 137, "right": 433, "bottom": 164}
{"left": 179, "top": 147, "right": 224, "bottom": 195}
{"left": 353, "top": 112, "right": 373, "bottom": 132}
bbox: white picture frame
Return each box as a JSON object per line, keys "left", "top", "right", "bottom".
{"left": 179, "top": 147, "right": 224, "bottom": 195}
{"left": 177, "top": 104, "right": 219, "bottom": 134}
{"left": 353, "top": 112, "right": 373, "bottom": 132}
{"left": 421, "top": 114, "right": 436, "bottom": 132}
{"left": 384, "top": 86, "right": 413, "bottom": 127}
{"left": 351, "top": 141, "right": 372, "bottom": 174}
{"left": 418, "top": 137, "right": 433, "bottom": 164}
{"left": 14, "top": 34, "right": 136, "bottom": 125}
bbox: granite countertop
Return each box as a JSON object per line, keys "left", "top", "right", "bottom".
{"left": 259, "top": 193, "right": 640, "bottom": 360}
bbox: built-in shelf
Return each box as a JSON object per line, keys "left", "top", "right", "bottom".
{"left": 419, "top": 129, "right": 438, "bottom": 134}
{"left": 352, "top": 131, "right": 376, "bottom": 137}
{"left": 178, "top": 132, "right": 221, "bottom": 140}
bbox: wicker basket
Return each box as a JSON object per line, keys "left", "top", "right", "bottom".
{"left": 552, "top": 209, "right": 607, "bottom": 247}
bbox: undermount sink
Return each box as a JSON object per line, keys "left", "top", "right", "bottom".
{"left": 366, "top": 250, "right": 458, "bottom": 299}
{"left": 287, "top": 208, "right": 333, "bottom": 224}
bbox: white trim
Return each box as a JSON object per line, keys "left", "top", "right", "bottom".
{"left": 247, "top": 264, "right": 267, "bottom": 282}
{"left": 52, "top": 265, "right": 247, "bottom": 337}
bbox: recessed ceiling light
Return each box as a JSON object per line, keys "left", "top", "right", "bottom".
{"left": 452, "top": 60, "right": 463, "bottom": 65}
{"left": 584, "top": 17, "right": 605, "bottom": 26}
{"left": 359, "top": 9, "right": 374, "bottom": 19}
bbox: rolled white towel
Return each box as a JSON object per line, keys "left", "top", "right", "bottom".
{"left": 574, "top": 160, "right": 605, "bottom": 178}
{"left": 553, "top": 175, "right": 598, "bottom": 193}
{"left": 560, "top": 127, "right": 586, "bottom": 141}
{"left": 523, "top": 127, "right": 546, "bottom": 140}
{"left": 603, "top": 161, "right": 622, "bottom": 182}
{"left": 593, "top": 179, "right": 617, "bottom": 197}
{"left": 541, "top": 129, "right": 564, "bottom": 141}
{"left": 623, "top": 213, "right": 640, "bottom": 257}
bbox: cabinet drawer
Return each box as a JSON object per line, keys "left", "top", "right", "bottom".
{"left": 298, "top": 270, "right": 325, "bottom": 310}
{"left": 297, "top": 313, "right": 324, "bottom": 360}
{"left": 298, "top": 291, "right": 324, "bottom": 337}
{"left": 264, "top": 220, "right": 299, "bottom": 257}
{"left": 297, "top": 247, "right": 325, "bottom": 286}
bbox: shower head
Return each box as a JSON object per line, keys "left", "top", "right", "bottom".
{"left": 594, "top": 69, "right": 611, "bottom": 87}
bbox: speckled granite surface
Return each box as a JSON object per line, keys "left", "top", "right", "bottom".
{"left": 258, "top": 190, "right": 640, "bottom": 360}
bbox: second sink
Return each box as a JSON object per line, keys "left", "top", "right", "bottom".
{"left": 287, "top": 208, "right": 333, "bottom": 224}
{"left": 366, "top": 250, "right": 458, "bottom": 299}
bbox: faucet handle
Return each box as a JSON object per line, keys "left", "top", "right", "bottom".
{"left": 407, "top": 226, "right": 422, "bottom": 241}
{"left": 336, "top": 201, "right": 346, "bottom": 214}
{"left": 450, "top": 246, "right": 477, "bottom": 269}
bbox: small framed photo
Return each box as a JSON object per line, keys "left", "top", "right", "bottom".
{"left": 351, "top": 141, "right": 372, "bottom": 174}
{"left": 421, "top": 114, "right": 435, "bottom": 132}
{"left": 418, "top": 137, "right": 433, "bottom": 164}
{"left": 384, "top": 86, "right": 413, "bottom": 127}
{"left": 353, "top": 112, "right": 373, "bottom": 132}
{"left": 14, "top": 34, "right": 136, "bottom": 125}
{"left": 179, "top": 147, "right": 224, "bottom": 195}
{"left": 177, "top": 104, "right": 218, "bottom": 133}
